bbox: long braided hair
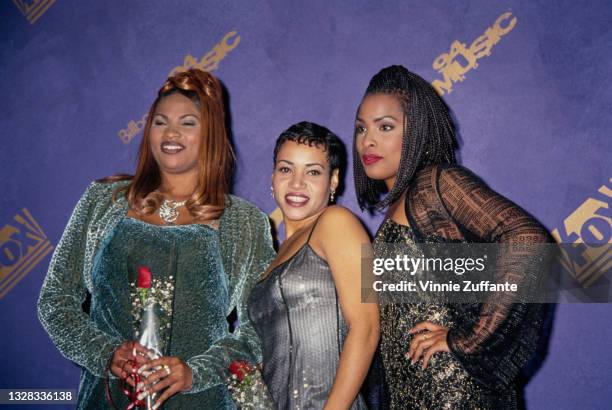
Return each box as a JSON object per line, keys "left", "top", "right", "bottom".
{"left": 353, "top": 65, "right": 458, "bottom": 211}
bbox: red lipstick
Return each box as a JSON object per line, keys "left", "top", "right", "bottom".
{"left": 362, "top": 154, "right": 382, "bottom": 165}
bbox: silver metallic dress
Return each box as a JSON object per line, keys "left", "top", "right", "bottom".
{"left": 248, "top": 223, "right": 368, "bottom": 409}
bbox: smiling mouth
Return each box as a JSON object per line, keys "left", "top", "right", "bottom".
{"left": 161, "top": 142, "right": 185, "bottom": 154}
{"left": 362, "top": 154, "right": 382, "bottom": 165}
{"left": 285, "top": 193, "right": 310, "bottom": 207}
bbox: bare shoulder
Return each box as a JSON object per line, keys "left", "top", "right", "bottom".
{"left": 311, "top": 205, "right": 369, "bottom": 252}
{"left": 318, "top": 205, "right": 363, "bottom": 233}
{"left": 318, "top": 205, "right": 363, "bottom": 229}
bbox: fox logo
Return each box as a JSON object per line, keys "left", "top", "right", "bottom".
{"left": 552, "top": 179, "right": 612, "bottom": 287}
{"left": 0, "top": 209, "right": 53, "bottom": 298}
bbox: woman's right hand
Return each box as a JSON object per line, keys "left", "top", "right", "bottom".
{"left": 109, "top": 341, "right": 151, "bottom": 386}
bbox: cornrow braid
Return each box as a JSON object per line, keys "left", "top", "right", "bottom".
{"left": 353, "top": 65, "right": 457, "bottom": 210}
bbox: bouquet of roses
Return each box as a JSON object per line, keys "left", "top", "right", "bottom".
{"left": 227, "top": 360, "right": 274, "bottom": 409}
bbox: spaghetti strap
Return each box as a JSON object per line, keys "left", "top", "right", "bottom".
{"left": 306, "top": 211, "right": 325, "bottom": 244}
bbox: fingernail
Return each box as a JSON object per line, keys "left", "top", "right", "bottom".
{"left": 137, "top": 366, "right": 145, "bottom": 375}
{"left": 137, "top": 391, "right": 148, "bottom": 401}
{"left": 152, "top": 403, "right": 159, "bottom": 410}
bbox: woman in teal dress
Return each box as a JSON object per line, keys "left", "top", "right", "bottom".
{"left": 37, "top": 69, "right": 275, "bottom": 409}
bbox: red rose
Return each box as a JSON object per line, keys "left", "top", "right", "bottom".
{"left": 228, "top": 360, "right": 253, "bottom": 382}
{"left": 137, "top": 266, "right": 152, "bottom": 289}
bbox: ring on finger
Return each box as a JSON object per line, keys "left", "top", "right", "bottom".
{"left": 163, "top": 364, "right": 171, "bottom": 376}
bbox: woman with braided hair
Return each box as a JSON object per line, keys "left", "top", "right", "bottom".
{"left": 354, "top": 65, "right": 549, "bottom": 409}
{"left": 38, "top": 69, "right": 275, "bottom": 408}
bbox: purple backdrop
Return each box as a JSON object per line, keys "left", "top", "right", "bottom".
{"left": 1, "top": 1, "right": 610, "bottom": 409}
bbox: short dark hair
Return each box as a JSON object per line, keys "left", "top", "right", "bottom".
{"left": 353, "top": 65, "right": 458, "bottom": 211}
{"left": 273, "top": 121, "right": 345, "bottom": 174}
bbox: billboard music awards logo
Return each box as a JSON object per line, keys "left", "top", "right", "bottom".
{"left": 11, "top": 0, "right": 55, "bottom": 24}
{"left": 431, "top": 11, "right": 517, "bottom": 96}
{"left": 551, "top": 178, "right": 612, "bottom": 287}
{"left": 268, "top": 11, "right": 519, "bottom": 232}
{"left": 118, "top": 30, "right": 241, "bottom": 144}
{"left": 0, "top": 209, "right": 53, "bottom": 298}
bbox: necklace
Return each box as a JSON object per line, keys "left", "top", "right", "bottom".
{"left": 159, "top": 199, "right": 187, "bottom": 225}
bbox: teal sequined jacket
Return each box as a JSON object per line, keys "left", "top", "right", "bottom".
{"left": 37, "top": 181, "right": 275, "bottom": 407}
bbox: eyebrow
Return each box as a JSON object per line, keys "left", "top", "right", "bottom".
{"left": 356, "top": 115, "right": 399, "bottom": 123}
{"left": 277, "top": 160, "right": 325, "bottom": 167}
{"left": 153, "top": 113, "right": 200, "bottom": 119}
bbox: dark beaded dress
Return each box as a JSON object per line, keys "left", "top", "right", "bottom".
{"left": 375, "top": 164, "right": 549, "bottom": 410}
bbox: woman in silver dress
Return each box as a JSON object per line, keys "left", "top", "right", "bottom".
{"left": 248, "top": 121, "right": 379, "bottom": 409}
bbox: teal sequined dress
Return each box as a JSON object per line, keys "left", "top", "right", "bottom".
{"left": 38, "top": 181, "right": 275, "bottom": 409}
{"left": 93, "top": 218, "right": 232, "bottom": 407}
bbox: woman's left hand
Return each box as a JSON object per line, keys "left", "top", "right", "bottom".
{"left": 137, "top": 356, "right": 192, "bottom": 409}
{"left": 407, "top": 321, "right": 450, "bottom": 370}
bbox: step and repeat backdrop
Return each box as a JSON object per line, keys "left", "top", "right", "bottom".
{"left": 1, "top": 1, "right": 610, "bottom": 408}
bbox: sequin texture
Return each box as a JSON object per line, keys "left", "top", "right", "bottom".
{"left": 248, "top": 242, "right": 368, "bottom": 410}
{"left": 37, "top": 181, "right": 276, "bottom": 409}
{"left": 372, "top": 164, "right": 549, "bottom": 410}
{"left": 376, "top": 218, "right": 486, "bottom": 409}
